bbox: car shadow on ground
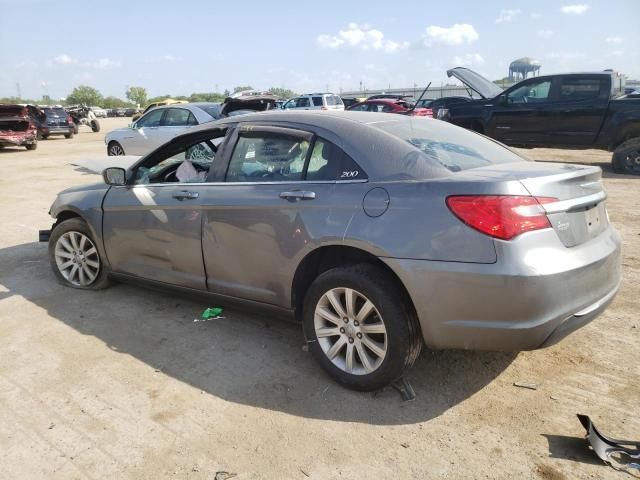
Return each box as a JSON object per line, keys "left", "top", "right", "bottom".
{"left": 541, "top": 434, "right": 603, "bottom": 467}
{"left": 0, "top": 241, "right": 516, "bottom": 425}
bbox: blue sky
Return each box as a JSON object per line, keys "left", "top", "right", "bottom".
{"left": 1, "top": 0, "right": 638, "bottom": 99}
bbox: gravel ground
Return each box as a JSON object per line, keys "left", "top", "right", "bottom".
{"left": 0, "top": 118, "right": 638, "bottom": 479}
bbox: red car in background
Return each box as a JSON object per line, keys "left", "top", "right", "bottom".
{"left": 0, "top": 104, "right": 42, "bottom": 150}
{"left": 346, "top": 98, "right": 433, "bottom": 117}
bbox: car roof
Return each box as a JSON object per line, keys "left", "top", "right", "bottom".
{"left": 185, "top": 110, "right": 456, "bottom": 181}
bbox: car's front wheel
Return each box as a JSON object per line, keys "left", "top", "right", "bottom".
{"left": 107, "top": 141, "right": 125, "bottom": 156}
{"left": 48, "top": 218, "right": 111, "bottom": 290}
{"left": 303, "top": 264, "right": 422, "bottom": 391}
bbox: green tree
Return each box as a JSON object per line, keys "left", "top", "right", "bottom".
{"left": 233, "top": 85, "right": 253, "bottom": 94}
{"left": 125, "top": 86, "right": 148, "bottom": 106}
{"left": 66, "top": 85, "right": 103, "bottom": 106}
{"left": 102, "top": 96, "right": 132, "bottom": 109}
{"left": 270, "top": 87, "right": 297, "bottom": 99}
{"left": 189, "top": 92, "right": 226, "bottom": 102}
{"left": 223, "top": 89, "right": 230, "bottom": 97}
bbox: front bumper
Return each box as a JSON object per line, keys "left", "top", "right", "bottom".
{"left": 384, "top": 225, "right": 622, "bottom": 351}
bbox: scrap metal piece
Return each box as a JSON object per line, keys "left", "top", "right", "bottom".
{"left": 577, "top": 414, "right": 640, "bottom": 471}
{"left": 392, "top": 377, "right": 416, "bottom": 402}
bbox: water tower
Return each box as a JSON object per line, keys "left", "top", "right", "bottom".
{"left": 509, "top": 57, "right": 541, "bottom": 82}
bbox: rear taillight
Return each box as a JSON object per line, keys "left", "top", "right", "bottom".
{"left": 446, "top": 195, "right": 556, "bottom": 240}
{"left": 67, "top": 115, "right": 73, "bottom": 124}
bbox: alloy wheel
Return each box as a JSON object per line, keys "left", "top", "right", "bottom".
{"left": 108, "top": 143, "right": 124, "bottom": 156}
{"left": 314, "top": 287, "right": 388, "bottom": 375}
{"left": 54, "top": 231, "right": 100, "bottom": 287}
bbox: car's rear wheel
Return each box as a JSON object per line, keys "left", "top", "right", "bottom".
{"left": 73, "top": 124, "right": 79, "bottom": 134}
{"left": 48, "top": 218, "right": 111, "bottom": 290}
{"left": 302, "top": 264, "right": 422, "bottom": 391}
{"left": 108, "top": 141, "right": 125, "bottom": 156}
{"left": 91, "top": 120, "right": 100, "bottom": 132}
{"left": 612, "top": 138, "right": 640, "bottom": 175}
{"left": 25, "top": 141, "right": 37, "bottom": 150}
{"left": 65, "top": 132, "right": 74, "bottom": 139}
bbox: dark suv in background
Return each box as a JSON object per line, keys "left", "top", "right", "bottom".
{"left": 40, "top": 107, "right": 75, "bottom": 139}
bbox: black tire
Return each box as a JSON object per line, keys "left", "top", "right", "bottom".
{"left": 302, "top": 264, "right": 422, "bottom": 391}
{"left": 42, "top": 134, "right": 49, "bottom": 140}
{"left": 65, "top": 132, "right": 74, "bottom": 139}
{"left": 91, "top": 120, "right": 101, "bottom": 132}
{"left": 25, "top": 141, "right": 37, "bottom": 150}
{"left": 73, "top": 123, "right": 79, "bottom": 134}
{"left": 107, "top": 141, "right": 125, "bottom": 156}
{"left": 48, "top": 218, "right": 111, "bottom": 290}
{"left": 471, "top": 121, "right": 484, "bottom": 134}
{"left": 612, "top": 138, "right": 640, "bottom": 175}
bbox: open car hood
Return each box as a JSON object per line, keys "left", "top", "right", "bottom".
{"left": 446, "top": 67, "right": 503, "bottom": 100}
{"left": 221, "top": 96, "right": 277, "bottom": 116}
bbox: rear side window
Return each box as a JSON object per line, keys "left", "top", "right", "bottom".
{"left": 226, "top": 133, "right": 310, "bottom": 182}
{"left": 312, "top": 96, "right": 324, "bottom": 106}
{"left": 163, "top": 108, "right": 190, "bottom": 126}
{"left": 297, "top": 97, "right": 310, "bottom": 108}
{"left": 560, "top": 78, "right": 602, "bottom": 101}
{"left": 326, "top": 95, "right": 343, "bottom": 106}
{"left": 187, "top": 113, "right": 198, "bottom": 125}
{"left": 306, "top": 138, "right": 367, "bottom": 181}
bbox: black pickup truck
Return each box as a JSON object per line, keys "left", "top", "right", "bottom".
{"left": 440, "top": 68, "right": 640, "bottom": 174}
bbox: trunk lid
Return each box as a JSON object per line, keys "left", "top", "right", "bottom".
{"left": 0, "top": 119, "right": 29, "bottom": 132}
{"left": 465, "top": 162, "right": 608, "bottom": 247}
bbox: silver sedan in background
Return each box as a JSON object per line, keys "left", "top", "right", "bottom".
{"left": 44, "top": 111, "right": 621, "bottom": 391}
{"left": 105, "top": 97, "right": 277, "bottom": 156}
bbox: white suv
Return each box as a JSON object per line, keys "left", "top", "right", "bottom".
{"left": 282, "top": 93, "right": 344, "bottom": 111}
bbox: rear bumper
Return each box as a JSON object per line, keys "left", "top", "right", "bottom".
{"left": 383, "top": 225, "right": 622, "bottom": 351}
{"left": 44, "top": 126, "right": 73, "bottom": 135}
{"left": 0, "top": 132, "right": 36, "bottom": 146}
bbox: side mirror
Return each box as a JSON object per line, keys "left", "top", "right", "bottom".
{"left": 103, "top": 167, "right": 126, "bottom": 186}
{"left": 129, "top": 122, "right": 136, "bottom": 129}
{"left": 499, "top": 94, "right": 507, "bottom": 106}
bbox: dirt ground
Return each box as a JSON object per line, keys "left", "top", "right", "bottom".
{"left": 0, "top": 118, "right": 638, "bottom": 479}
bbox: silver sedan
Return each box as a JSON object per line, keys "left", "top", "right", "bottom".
{"left": 43, "top": 111, "right": 621, "bottom": 391}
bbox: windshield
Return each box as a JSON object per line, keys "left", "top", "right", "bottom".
{"left": 374, "top": 118, "right": 527, "bottom": 172}
{"left": 43, "top": 108, "right": 67, "bottom": 116}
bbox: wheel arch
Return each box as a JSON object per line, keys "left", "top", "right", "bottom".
{"left": 51, "top": 207, "right": 110, "bottom": 268}
{"left": 291, "top": 245, "right": 418, "bottom": 323}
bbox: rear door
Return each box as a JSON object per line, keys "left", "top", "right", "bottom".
{"left": 545, "top": 76, "right": 609, "bottom": 147}
{"left": 486, "top": 77, "right": 556, "bottom": 146}
{"left": 200, "top": 125, "right": 364, "bottom": 306}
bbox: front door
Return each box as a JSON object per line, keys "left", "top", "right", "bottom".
{"left": 102, "top": 134, "right": 220, "bottom": 289}
{"left": 126, "top": 108, "right": 167, "bottom": 155}
{"left": 487, "top": 78, "right": 555, "bottom": 146}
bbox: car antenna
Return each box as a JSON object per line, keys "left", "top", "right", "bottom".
{"left": 408, "top": 82, "right": 431, "bottom": 114}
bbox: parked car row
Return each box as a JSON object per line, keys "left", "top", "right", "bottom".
{"left": 0, "top": 104, "right": 75, "bottom": 150}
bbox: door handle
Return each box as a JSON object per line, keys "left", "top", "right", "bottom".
{"left": 279, "top": 191, "right": 316, "bottom": 201}
{"left": 173, "top": 190, "right": 199, "bottom": 200}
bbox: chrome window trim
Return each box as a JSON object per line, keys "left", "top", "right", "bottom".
{"left": 120, "top": 178, "right": 369, "bottom": 189}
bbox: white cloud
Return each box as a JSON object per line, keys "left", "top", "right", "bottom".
{"left": 421, "top": 24, "right": 479, "bottom": 47}
{"left": 87, "top": 58, "right": 121, "bottom": 69}
{"left": 530, "top": 12, "right": 542, "bottom": 20}
{"left": 610, "top": 50, "right": 624, "bottom": 57}
{"left": 164, "top": 54, "right": 176, "bottom": 61}
{"left": 316, "top": 23, "right": 408, "bottom": 53}
{"left": 451, "top": 53, "right": 485, "bottom": 67}
{"left": 52, "top": 54, "right": 77, "bottom": 65}
{"left": 605, "top": 36, "right": 623, "bottom": 45}
{"left": 560, "top": 4, "right": 590, "bottom": 15}
{"left": 537, "top": 29, "right": 553, "bottom": 39}
{"left": 496, "top": 9, "right": 521, "bottom": 23}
